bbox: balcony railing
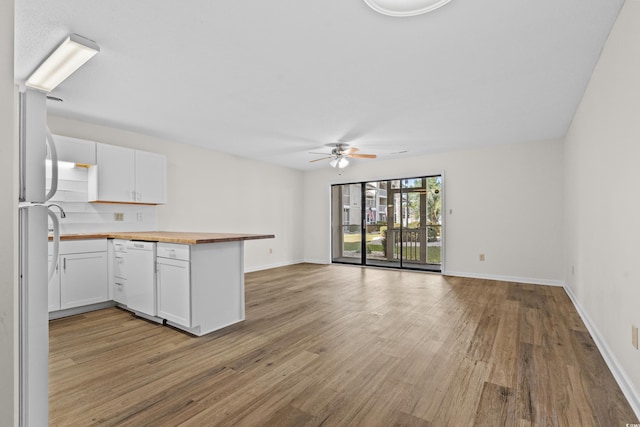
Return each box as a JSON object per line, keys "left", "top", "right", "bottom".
{"left": 385, "top": 227, "right": 441, "bottom": 264}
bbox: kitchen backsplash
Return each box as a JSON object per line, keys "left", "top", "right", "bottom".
{"left": 47, "top": 164, "right": 157, "bottom": 234}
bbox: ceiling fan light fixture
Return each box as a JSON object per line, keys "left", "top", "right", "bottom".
{"left": 363, "top": 0, "right": 452, "bottom": 17}
{"left": 26, "top": 33, "right": 100, "bottom": 93}
{"left": 335, "top": 157, "right": 349, "bottom": 168}
{"left": 310, "top": 142, "right": 374, "bottom": 168}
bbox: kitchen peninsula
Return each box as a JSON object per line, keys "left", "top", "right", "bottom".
{"left": 50, "top": 231, "right": 274, "bottom": 336}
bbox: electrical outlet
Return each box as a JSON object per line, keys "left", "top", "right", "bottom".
{"left": 633, "top": 325, "right": 638, "bottom": 349}
{"left": 114, "top": 213, "right": 124, "bottom": 221}
{"left": 479, "top": 253, "right": 485, "bottom": 262}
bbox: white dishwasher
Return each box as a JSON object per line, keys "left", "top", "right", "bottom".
{"left": 124, "top": 240, "right": 157, "bottom": 317}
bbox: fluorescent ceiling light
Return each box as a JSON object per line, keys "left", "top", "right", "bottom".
{"left": 26, "top": 33, "right": 100, "bottom": 93}
{"left": 363, "top": 0, "right": 452, "bottom": 17}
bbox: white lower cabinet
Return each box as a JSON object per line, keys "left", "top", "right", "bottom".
{"left": 48, "top": 255, "right": 60, "bottom": 312}
{"left": 49, "top": 239, "right": 108, "bottom": 312}
{"left": 112, "top": 240, "right": 127, "bottom": 305}
{"left": 156, "top": 241, "right": 245, "bottom": 336}
{"left": 60, "top": 252, "right": 108, "bottom": 309}
{"left": 48, "top": 237, "right": 246, "bottom": 336}
{"left": 157, "top": 244, "right": 191, "bottom": 327}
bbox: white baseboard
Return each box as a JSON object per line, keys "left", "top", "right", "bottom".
{"left": 563, "top": 285, "right": 640, "bottom": 419}
{"left": 442, "top": 270, "right": 565, "bottom": 287}
{"left": 302, "top": 258, "right": 331, "bottom": 265}
{"left": 48, "top": 301, "right": 116, "bottom": 320}
{"left": 244, "top": 259, "right": 305, "bottom": 273}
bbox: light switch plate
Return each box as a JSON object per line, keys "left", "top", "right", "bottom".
{"left": 632, "top": 325, "right": 638, "bottom": 349}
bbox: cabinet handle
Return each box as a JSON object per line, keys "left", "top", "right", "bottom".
{"left": 63, "top": 257, "right": 66, "bottom": 271}
{"left": 132, "top": 190, "right": 137, "bottom": 201}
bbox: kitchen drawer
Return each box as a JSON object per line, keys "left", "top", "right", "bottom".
{"left": 50, "top": 239, "right": 108, "bottom": 255}
{"left": 157, "top": 243, "right": 190, "bottom": 261}
{"left": 112, "top": 239, "right": 128, "bottom": 253}
{"left": 113, "top": 251, "right": 126, "bottom": 279}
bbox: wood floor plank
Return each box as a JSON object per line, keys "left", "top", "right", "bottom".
{"left": 48, "top": 264, "right": 638, "bottom": 426}
{"left": 473, "top": 381, "right": 516, "bottom": 426}
{"left": 410, "top": 351, "right": 493, "bottom": 425}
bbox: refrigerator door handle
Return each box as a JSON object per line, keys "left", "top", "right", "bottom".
{"left": 47, "top": 208, "right": 60, "bottom": 282}
{"left": 45, "top": 128, "right": 59, "bottom": 202}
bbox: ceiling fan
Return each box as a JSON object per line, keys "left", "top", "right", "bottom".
{"left": 309, "top": 143, "right": 377, "bottom": 168}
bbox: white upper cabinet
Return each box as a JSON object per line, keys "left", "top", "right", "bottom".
{"left": 52, "top": 134, "right": 97, "bottom": 165}
{"left": 135, "top": 150, "right": 167, "bottom": 204}
{"left": 88, "top": 143, "right": 166, "bottom": 204}
{"left": 89, "top": 144, "right": 135, "bottom": 203}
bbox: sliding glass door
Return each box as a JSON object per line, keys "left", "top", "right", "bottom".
{"left": 331, "top": 183, "right": 362, "bottom": 264}
{"left": 331, "top": 175, "right": 442, "bottom": 272}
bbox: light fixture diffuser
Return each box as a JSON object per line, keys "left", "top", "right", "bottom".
{"left": 363, "top": 0, "right": 452, "bottom": 17}
{"left": 330, "top": 157, "right": 349, "bottom": 169}
{"left": 26, "top": 33, "right": 100, "bottom": 93}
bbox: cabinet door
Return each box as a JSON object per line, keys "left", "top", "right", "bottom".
{"left": 53, "top": 134, "right": 97, "bottom": 165}
{"left": 60, "top": 252, "right": 108, "bottom": 309}
{"left": 157, "top": 258, "right": 190, "bottom": 327}
{"left": 48, "top": 255, "right": 61, "bottom": 312}
{"left": 135, "top": 150, "right": 167, "bottom": 204}
{"left": 88, "top": 144, "right": 135, "bottom": 202}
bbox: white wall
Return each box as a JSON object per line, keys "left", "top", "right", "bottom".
{"left": 48, "top": 116, "right": 305, "bottom": 272}
{"left": 0, "top": 0, "right": 16, "bottom": 424}
{"left": 564, "top": 0, "right": 640, "bottom": 412}
{"left": 304, "top": 140, "right": 564, "bottom": 285}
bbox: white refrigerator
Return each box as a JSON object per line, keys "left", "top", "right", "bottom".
{"left": 18, "top": 89, "right": 62, "bottom": 426}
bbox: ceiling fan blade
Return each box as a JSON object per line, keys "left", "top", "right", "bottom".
{"left": 348, "top": 153, "right": 377, "bottom": 159}
{"left": 309, "top": 156, "right": 334, "bottom": 163}
{"left": 342, "top": 147, "right": 359, "bottom": 155}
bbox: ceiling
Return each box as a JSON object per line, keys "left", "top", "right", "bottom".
{"left": 15, "top": 0, "right": 623, "bottom": 170}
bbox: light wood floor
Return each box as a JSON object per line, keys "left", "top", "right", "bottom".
{"left": 49, "top": 264, "right": 638, "bottom": 426}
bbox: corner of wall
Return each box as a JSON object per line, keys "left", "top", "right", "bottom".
{"left": 564, "top": 285, "right": 640, "bottom": 419}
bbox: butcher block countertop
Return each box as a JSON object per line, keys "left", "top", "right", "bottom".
{"left": 52, "top": 231, "right": 275, "bottom": 244}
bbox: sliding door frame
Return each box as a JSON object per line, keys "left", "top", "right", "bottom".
{"left": 330, "top": 173, "right": 445, "bottom": 273}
